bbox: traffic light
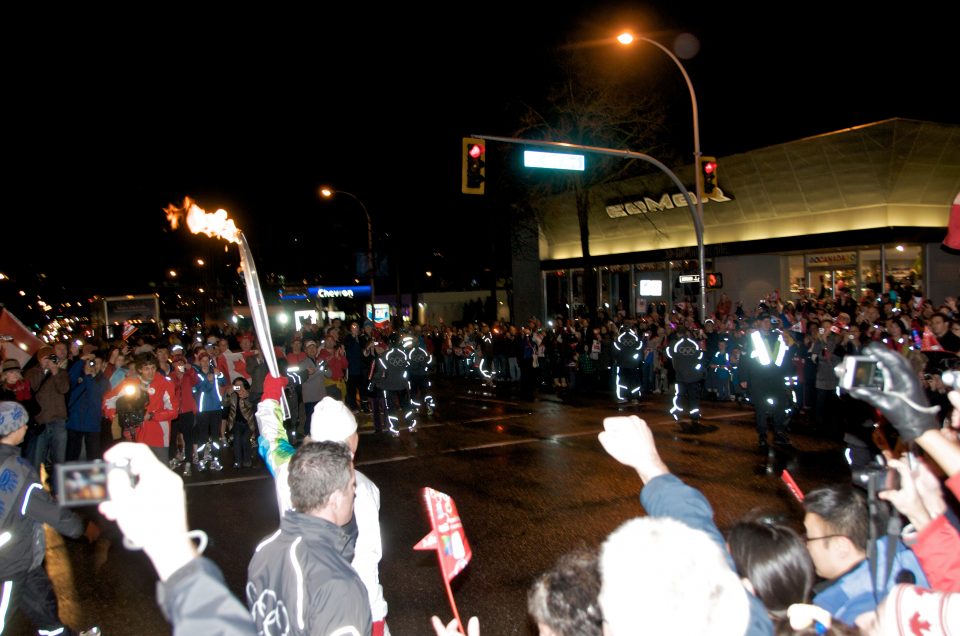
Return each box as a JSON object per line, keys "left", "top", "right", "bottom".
{"left": 700, "top": 156, "right": 718, "bottom": 196}
{"left": 706, "top": 272, "right": 723, "bottom": 289}
{"left": 462, "top": 137, "right": 485, "bottom": 195}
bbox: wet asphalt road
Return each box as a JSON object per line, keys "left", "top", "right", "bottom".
{"left": 19, "top": 377, "right": 851, "bottom": 636}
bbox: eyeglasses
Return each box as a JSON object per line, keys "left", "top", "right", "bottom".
{"left": 803, "top": 533, "right": 845, "bottom": 544}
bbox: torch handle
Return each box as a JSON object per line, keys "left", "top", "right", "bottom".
{"left": 239, "top": 233, "right": 291, "bottom": 420}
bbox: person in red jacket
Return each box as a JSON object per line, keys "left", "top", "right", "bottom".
{"left": 104, "top": 352, "right": 178, "bottom": 462}
{"left": 169, "top": 347, "right": 200, "bottom": 476}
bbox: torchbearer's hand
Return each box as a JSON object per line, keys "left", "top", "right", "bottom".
{"left": 98, "top": 442, "right": 196, "bottom": 581}
{"left": 430, "top": 616, "right": 479, "bottom": 636}
{"left": 846, "top": 342, "right": 939, "bottom": 442}
{"left": 599, "top": 416, "right": 669, "bottom": 485}
{"left": 262, "top": 374, "right": 288, "bottom": 403}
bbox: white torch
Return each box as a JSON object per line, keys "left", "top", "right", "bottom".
{"left": 165, "top": 197, "right": 289, "bottom": 418}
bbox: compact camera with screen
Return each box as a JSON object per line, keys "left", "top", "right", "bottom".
{"left": 56, "top": 460, "right": 136, "bottom": 507}
{"left": 838, "top": 356, "right": 885, "bottom": 391}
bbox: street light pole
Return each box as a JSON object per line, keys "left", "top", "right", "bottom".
{"left": 619, "top": 33, "right": 707, "bottom": 321}
{"left": 319, "top": 187, "right": 376, "bottom": 308}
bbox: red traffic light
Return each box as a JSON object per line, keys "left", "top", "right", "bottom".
{"left": 703, "top": 161, "right": 716, "bottom": 175}
{"left": 469, "top": 144, "right": 484, "bottom": 159}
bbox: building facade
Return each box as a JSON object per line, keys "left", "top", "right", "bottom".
{"left": 536, "top": 119, "right": 959, "bottom": 319}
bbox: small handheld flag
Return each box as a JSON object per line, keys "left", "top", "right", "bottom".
{"left": 781, "top": 470, "right": 805, "bottom": 503}
{"left": 415, "top": 487, "right": 472, "bottom": 632}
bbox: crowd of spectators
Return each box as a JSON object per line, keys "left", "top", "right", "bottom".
{"left": 1, "top": 279, "right": 958, "bottom": 635}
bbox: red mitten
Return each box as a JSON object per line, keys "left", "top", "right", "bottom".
{"left": 262, "top": 374, "right": 289, "bottom": 403}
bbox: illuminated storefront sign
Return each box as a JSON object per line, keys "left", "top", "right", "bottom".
{"left": 605, "top": 188, "right": 733, "bottom": 218}
{"left": 307, "top": 285, "right": 371, "bottom": 299}
{"left": 805, "top": 252, "right": 857, "bottom": 267}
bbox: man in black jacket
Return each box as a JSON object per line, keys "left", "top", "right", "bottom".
{"left": 247, "top": 441, "right": 371, "bottom": 636}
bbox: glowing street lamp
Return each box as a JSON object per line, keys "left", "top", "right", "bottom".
{"left": 617, "top": 30, "right": 707, "bottom": 320}
{"left": 319, "top": 186, "right": 375, "bottom": 304}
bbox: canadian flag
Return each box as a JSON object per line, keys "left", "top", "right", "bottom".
{"left": 219, "top": 350, "right": 250, "bottom": 382}
{"left": 0, "top": 307, "right": 44, "bottom": 366}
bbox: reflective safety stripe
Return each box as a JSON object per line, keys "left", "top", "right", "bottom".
{"left": 750, "top": 331, "right": 787, "bottom": 367}
{"left": 39, "top": 628, "right": 65, "bottom": 635}
{"left": 774, "top": 337, "right": 786, "bottom": 367}
{"left": 670, "top": 384, "right": 683, "bottom": 415}
{"left": 751, "top": 332, "right": 771, "bottom": 366}
{"left": 290, "top": 537, "right": 305, "bottom": 630}
{"left": 255, "top": 529, "right": 282, "bottom": 553}
{"left": 22, "top": 483, "right": 42, "bottom": 515}
{"left": 0, "top": 580, "right": 11, "bottom": 633}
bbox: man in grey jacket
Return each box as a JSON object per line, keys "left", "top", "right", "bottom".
{"left": 247, "top": 441, "right": 371, "bottom": 636}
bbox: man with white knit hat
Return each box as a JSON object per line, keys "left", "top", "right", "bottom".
{"left": 256, "top": 376, "right": 390, "bottom": 635}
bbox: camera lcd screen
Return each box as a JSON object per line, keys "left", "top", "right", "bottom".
{"left": 851, "top": 360, "right": 882, "bottom": 388}
{"left": 56, "top": 461, "right": 110, "bottom": 507}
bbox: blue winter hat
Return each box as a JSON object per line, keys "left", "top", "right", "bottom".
{"left": 0, "top": 401, "right": 29, "bottom": 437}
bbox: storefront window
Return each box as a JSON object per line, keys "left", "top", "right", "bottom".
{"left": 805, "top": 251, "right": 857, "bottom": 299}
{"left": 885, "top": 244, "right": 923, "bottom": 299}
{"left": 788, "top": 255, "right": 805, "bottom": 294}
{"left": 633, "top": 264, "right": 666, "bottom": 314}
{"left": 544, "top": 270, "right": 569, "bottom": 319}
{"left": 859, "top": 249, "right": 882, "bottom": 297}
{"left": 600, "top": 265, "right": 631, "bottom": 315}
{"left": 570, "top": 268, "right": 585, "bottom": 317}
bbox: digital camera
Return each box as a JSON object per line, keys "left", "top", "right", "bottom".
{"left": 851, "top": 462, "right": 900, "bottom": 493}
{"left": 838, "top": 356, "right": 885, "bottom": 391}
{"left": 56, "top": 459, "right": 136, "bottom": 507}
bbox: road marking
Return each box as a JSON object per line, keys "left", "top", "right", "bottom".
{"left": 550, "top": 429, "right": 603, "bottom": 440}
{"left": 184, "top": 474, "right": 270, "bottom": 487}
{"left": 700, "top": 412, "right": 753, "bottom": 421}
{"left": 358, "top": 455, "right": 418, "bottom": 466}
{"left": 461, "top": 413, "right": 532, "bottom": 425}
{"left": 452, "top": 394, "right": 525, "bottom": 407}
{"left": 440, "top": 438, "right": 540, "bottom": 453}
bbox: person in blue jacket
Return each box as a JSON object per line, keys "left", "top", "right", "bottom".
{"left": 66, "top": 353, "right": 110, "bottom": 461}
{"left": 192, "top": 350, "right": 226, "bottom": 471}
{"left": 803, "top": 484, "right": 928, "bottom": 625}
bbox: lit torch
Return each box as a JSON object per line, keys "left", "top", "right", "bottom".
{"left": 165, "top": 197, "right": 289, "bottom": 418}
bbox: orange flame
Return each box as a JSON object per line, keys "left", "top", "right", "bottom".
{"left": 164, "top": 196, "right": 241, "bottom": 244}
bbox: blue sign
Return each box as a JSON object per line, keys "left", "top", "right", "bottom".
{"left": 308, "top": 285, "right": 371, "bottom": 299}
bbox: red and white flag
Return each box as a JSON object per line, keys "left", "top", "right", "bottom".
{"left": 415, "top": 487, "right": 472, "bottom": 633}
{"left": 122, "top": 322, "right": 138, "bottom": 341}
{"left": 415, "top": 487, "right": 472, "bottom": 581}
{"left": 0, "top": 307, "right": 44, "bottom": 366}
{"left": 219, "top": 350, "right": 250, "bottom": 382}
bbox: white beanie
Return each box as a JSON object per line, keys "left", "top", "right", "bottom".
{"left": 309, "top": 397, "right": 357, "bottom": 443}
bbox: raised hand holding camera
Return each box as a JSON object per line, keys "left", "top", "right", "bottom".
{"left": 98, "top": 442, "right": 201, "bottom": 581}
{"left": 840, "top": 342, "right": 939, "bottom": 442}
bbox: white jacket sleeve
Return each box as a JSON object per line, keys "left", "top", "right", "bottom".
{"left": 353, "top": 470, "right": 388, "bottom": 622}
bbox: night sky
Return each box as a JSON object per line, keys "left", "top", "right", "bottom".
{"left": 4, "top": 4, "right": 957, "bottom": 313}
